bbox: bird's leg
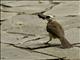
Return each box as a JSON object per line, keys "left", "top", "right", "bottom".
{"left": 45, "top": 35, "right": 52, "bottom": 44}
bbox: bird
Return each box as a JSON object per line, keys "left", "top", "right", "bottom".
{"left": 37, "top": 14, "right": 72, "bottom": 48}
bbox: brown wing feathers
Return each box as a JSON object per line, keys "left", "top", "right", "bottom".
{"left": 47, "top": 21, "right": 72, "bottom": 48}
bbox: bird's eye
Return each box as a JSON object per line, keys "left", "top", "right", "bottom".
{"left": 46, "top": 16, "right": 50, "bottom": 19}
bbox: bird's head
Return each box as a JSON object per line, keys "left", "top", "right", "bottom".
{"left": 45, "top": 15, "right": 55, "bottom": 21}
{"left": 37, "top": 12, "right": 55, "bottom": 21}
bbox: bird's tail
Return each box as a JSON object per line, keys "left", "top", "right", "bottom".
{"left": 59, "top": 37, "right": 72, "bottom": 49}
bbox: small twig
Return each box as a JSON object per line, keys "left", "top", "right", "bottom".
{"left": 7, "top": 31, "right": 35, "bottom": 36}
{"left": 21, "top": 36, "right": 46, "bottom": 44}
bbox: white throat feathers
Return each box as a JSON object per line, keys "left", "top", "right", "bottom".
{"left": 46, "top": 15, "right": 56, "bottom": 22}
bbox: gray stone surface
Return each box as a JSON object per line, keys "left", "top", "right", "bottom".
{"left": 1, "top": 1, "right": 80, "bottom": 60}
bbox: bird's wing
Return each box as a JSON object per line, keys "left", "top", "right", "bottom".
{"left": 47, "top": 21, "right": 64, "bottom": 38}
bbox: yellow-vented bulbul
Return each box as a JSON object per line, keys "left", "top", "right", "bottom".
{"left": 38, "top": 14, "right": 72, "bottom": 48}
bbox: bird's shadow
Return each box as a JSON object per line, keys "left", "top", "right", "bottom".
{"left": 3, "top": 42, "right": 80, "bottom": 50}
{"left": 3, "top": 42, "right": 79, "bottom": 60}
{"left": 30, "top": 43, "right": 61, "bottom": 50}
{"left": 28, "top": 42, "right": 80, "bottom": 50}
